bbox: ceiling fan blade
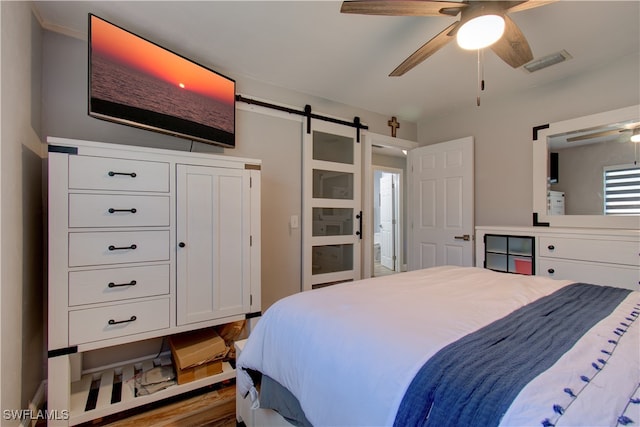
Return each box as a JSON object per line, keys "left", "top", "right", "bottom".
{"left": 390, "top": 21, "right": 459, "bottom": 76}
{"left": 567, "top": 129, "right": 626, "bottom": 143}
{"left": 507, "top": 0, "right": 557, "bottom": 14}
{"left": 340, "top": 1, "right": 466, "bottom": 16}
{"left": 490, "top": 15, "right": 533, "bottom": 68}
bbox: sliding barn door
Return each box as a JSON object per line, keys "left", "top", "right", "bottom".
{"left": 303, "top": 120, "right": 362, "bottom": 291}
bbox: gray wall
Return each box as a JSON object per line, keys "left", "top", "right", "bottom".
{"left": 417, "top": 53, "right": 640, "bottom": 227}
{"left": 1, "top": 1, "right": 45, "bottom": 417}
{"left": 232, "top": 110, "right": 303, "bottom": 308}
{"left": 40, "top": 27, "right": 418, "bottom": 315}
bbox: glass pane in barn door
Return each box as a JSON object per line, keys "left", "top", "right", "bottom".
{"left": 303, "top": 121, "right": 362, "bottom": 291}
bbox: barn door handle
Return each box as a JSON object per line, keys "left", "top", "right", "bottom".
{"left": 355, "top": 211, "right": 362, "bottom": 239}
{"left": 454, "top": 234, "right": 470, "bottom": 241}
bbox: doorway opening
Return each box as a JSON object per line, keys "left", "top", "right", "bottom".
{"left": 372, "top": 167, "right": 402, "bottom": 277}
{"left": 363, "top": 132, "right": 417, "bottom": 279}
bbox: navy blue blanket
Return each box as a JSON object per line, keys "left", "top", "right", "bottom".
{"left": 393, "top": 283, "right": 632, "bottom": 427}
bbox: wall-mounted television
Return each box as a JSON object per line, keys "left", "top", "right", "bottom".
{"left": 88, "top": 14, "right": 235, "bottom": 148}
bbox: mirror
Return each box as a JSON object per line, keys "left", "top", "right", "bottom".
{"left": 533, "top": 104, "right": 640, "bottom": 229}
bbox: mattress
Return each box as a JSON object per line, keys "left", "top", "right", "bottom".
{"left": 237, "top": 266, "right": 640, "bottom": 426}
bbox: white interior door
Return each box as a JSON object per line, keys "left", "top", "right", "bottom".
{"left": 379, "top": 172, "right": 395, "bottom": 270}
{"left": 303, "top": 120, "right": 362, "bottom": 290}
{"left": 408, "top": 137, "right": 474, "bottom": 270}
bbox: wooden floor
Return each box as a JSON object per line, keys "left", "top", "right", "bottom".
{"left": 75, "top": 382, "right": 236, "bottom": 427}
{"left": 374, "top": 261, "right": 397, "bottom": 277}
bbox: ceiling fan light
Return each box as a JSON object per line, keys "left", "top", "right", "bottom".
{"left": 631, "top": 128, "right": 640, "bottom": 143}
{"left": 457, "top": 14, "right": 505, "bottom": 50}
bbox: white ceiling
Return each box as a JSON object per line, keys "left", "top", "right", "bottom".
{"left": 32, "top": 1, "right": 640, "bottom": 123}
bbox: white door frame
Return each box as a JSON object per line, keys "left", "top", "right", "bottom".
{"left": 376, "top": 167, "right": 402, "bottom": 273}
{"left": 362, "top": 132, "right": 418, "bottom": 278}
{"left": 378, "top": 170, "right": 395, "bottom": 270}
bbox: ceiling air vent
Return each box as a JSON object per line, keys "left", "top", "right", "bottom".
{"left": 523, "top": 50, "right": 572, "bottom": 73}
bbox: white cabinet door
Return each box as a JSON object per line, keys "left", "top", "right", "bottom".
{"left": 176, "top": 164, "right": 251, "bottom": 325}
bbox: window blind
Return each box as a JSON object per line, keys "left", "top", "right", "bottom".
{"left": 604, "top": 165, "right": 640, "bottom": 215}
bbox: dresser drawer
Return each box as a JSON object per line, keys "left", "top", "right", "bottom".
{"left": 69, "top": 194, "right": 170, "bottom": 228}
{"left": 69, "top": 298, "right": 170, "bottom": 345}
{"left": 69, "top": 156, "right": 169, "bottom": 192}
{"left": 69, "top": 231, "right": 170, "bottom": 267}
{"left": 538, "top": 258, "right": 640, "bottom": 291}
{"left": 68, "top": 264, "right": 170, "bottom": 306}
{"left": 538, "top": 236, "right": 639, "bottom": 266}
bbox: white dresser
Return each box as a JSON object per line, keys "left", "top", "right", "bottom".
{"left": 476, "top": 226, "right": 639, "bottom": 291}
{"left": 47, "top": 137, "right": 261, "bottom": 425}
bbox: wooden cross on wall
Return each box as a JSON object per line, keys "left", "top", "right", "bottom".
{"left": 388, "top": 116, "right": 400, "bottom": 138}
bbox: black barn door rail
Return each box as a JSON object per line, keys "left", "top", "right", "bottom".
{"left": 235, "top": 94, "right": 368, "bottom": 142}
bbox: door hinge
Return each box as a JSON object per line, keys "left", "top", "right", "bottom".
{"left": 250, "top": 177, "right": 252, "bottom": 188}
{"left": 250, "top": 294, "right": 253, "bottom": 306}
{"left": 250, "top": 235, "right": 253, "bottom": 246}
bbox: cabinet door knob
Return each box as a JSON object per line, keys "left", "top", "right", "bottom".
{"left": 178, "top": 242, "right": 186, "bottom": 248}
{"left": 547, "top": 245, "right": 555, "bottom": 250}
{"left": 547, "top": 268, "right": 555, "bottom": 274}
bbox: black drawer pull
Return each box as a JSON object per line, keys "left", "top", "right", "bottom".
{"left": 108, "top": 171, "right": 137, "bottom": 178}
{"left": 108, "top": 316, "right": 137, "bottom": 325}
{"left": 108, "top": 244, "right": 137, "bottom": 251}
{"left": 108, "top": 208, "right": 137, "bottom": 214}
{"left": 547, "top": 245, "right": 555, "bottom": 250}
{"left": 108, "top": 280, "right": 137, "bottom": 288}
{"left": 547, "top": 268, "right": 555, "bottom": 274}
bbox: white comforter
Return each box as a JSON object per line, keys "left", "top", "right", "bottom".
{"left": 237, "top": 266, "right": 639, "bottom": 427}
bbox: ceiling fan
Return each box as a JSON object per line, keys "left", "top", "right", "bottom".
{"left": 566, "top": 123, "right": 640, "bottom": 144}
{"left": 340, "top": 0, "right": 556, "bottom": 77}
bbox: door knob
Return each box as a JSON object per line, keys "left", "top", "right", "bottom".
{"left": 454, "top": 234, "right": 470, "bottom": 241}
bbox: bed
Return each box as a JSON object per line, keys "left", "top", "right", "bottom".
{"left": 236, "top": 266, "right": 640, "bottom": 427}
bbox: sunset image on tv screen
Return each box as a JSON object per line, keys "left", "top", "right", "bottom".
{"left": 89, "top": 15, "right": 235, "bottom": 146}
